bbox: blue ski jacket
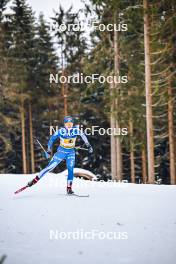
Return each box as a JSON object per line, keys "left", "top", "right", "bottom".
{"left": 47, "top": 126, "right": 90, "bottom": 151}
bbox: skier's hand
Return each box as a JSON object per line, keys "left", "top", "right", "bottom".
{"left": 87, "top": 145, "right": 93, "bottom": 154}
{"left": 45, "top": 150, "right": 51, "bottom": 159}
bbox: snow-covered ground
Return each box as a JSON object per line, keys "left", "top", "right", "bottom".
{"left": 0, "top": 172, "right": 176, "bottom": 264}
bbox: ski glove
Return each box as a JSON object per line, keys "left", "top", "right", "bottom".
{"left": 45, "top": 150, "right": 51, "bottom": 159}
{"left": 86, "top": 144, "right": 93, "bottom": 154}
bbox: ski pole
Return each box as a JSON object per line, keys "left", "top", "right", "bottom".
{"left": 36, "top": 138, "right": 88, "bottom": 152}
{"left": 35, "top": 138, "right": 50, "bottom": 159}
{"left": 75, "top": 146, "right": 89, "bottom": 151}
{"left": 35, "top": 138, "right": 47, "bottom": 152}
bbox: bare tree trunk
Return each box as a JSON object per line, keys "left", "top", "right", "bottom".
{"left": 129, "top": 119, "right": 135, "bottom": 183}
{"left": 29, "top": 102, "right": 35, "bottom": 173}
{"left": 112, "top": 12, "right": 122, "bottom": 181}
{"left": 48, "top": 102, "right": 53, "bottom": 157}
{"left": 64, "top": 76, "right": 68, "bottom": 116}
{"left": 168, "top": 81, "right": 176, "bottom": 184}
{"left": 142, "top": 146, "right": 147, "bottom": 183}
{"left": 26, "top": 136, "right": 29, "bottom": 174}
{"left": 20, "top": 96, "right": 27, "bottom": 174}
{"left": 62, "top": 69, "right": 68, "bottom": 116}
{"left": 110, "top": 88, "right": 117, "bottom": 180}
{"left": 143, "top": 0, "right": 155, "bottom": 183}
{"left": 115, "top": 120, "right": 123, "bottom": 181}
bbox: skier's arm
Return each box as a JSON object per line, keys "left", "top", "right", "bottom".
{"left": 79, "top": 131, "right": 89, "bottom": 145}
{"left": 47, "top": 130, "right": 60, "bottom": 151}
{"left": 79, "top": 129, "right": 93, "bottom": 153}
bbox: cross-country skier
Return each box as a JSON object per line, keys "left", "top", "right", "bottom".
{"left": 27, "top": 116, "right": 93, "bottom": 194}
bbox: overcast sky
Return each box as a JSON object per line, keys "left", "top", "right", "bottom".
{"left": 27, "top": 0, "right": 85, "bottom": 20}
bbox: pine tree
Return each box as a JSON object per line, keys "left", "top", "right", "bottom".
{"left": 9, "top": 0, "right": 37, "bottom": 173}
{"left": 0, "top": 0, "right": 17, "bottom": 172}
{"left": 32, "top": 13, "right": 58, "bottom": 172}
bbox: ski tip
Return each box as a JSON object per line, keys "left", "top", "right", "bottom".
{"left": 14, "top": 186, "right": 28, "bottom": 195}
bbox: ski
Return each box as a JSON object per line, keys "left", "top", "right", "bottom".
{"left": 67, "top": 193, "right": 89, "bottom": 198}
{"left": 14, "top": 185, "right": 28, "bottom": 194}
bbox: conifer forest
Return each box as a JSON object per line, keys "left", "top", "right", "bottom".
{"left": 0, "top": 0, "right": 176, "bottom": 184}
{"left": 1, "top": 1, "right": 176, "bottom": 264}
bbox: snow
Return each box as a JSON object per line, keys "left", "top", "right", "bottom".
{"left": 61, "top": 168, "right": 97, "bottom": 180}
{"left": 0, "top": 172, "right": 176, "bottom": 264}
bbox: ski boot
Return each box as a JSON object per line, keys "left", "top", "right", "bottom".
{"left": 28, "top": 175, "right": 40, "bottom": 187}
{"left": 67, "top": 182, "right": 74, "bottom": 195}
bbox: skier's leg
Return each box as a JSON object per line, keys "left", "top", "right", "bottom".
{"left": 28, "top": 151, "right": 65, "bottom": 187}
{"left": 66, "top": 152, "right": 75, "bottom": 194}
{"left": 38, "top": 160, "right": 58, "bottom": 179}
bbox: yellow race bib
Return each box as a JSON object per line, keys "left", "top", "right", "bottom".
{"left": 60, "top": 137, "right": 76, "bottom": 148}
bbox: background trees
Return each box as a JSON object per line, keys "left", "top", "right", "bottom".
{"left": 0, "top": 0, "right": 175, "bottom": 184}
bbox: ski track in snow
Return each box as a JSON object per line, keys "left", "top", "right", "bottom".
{"left": 0, "top": 172, "right": 176, "bottom": 264}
